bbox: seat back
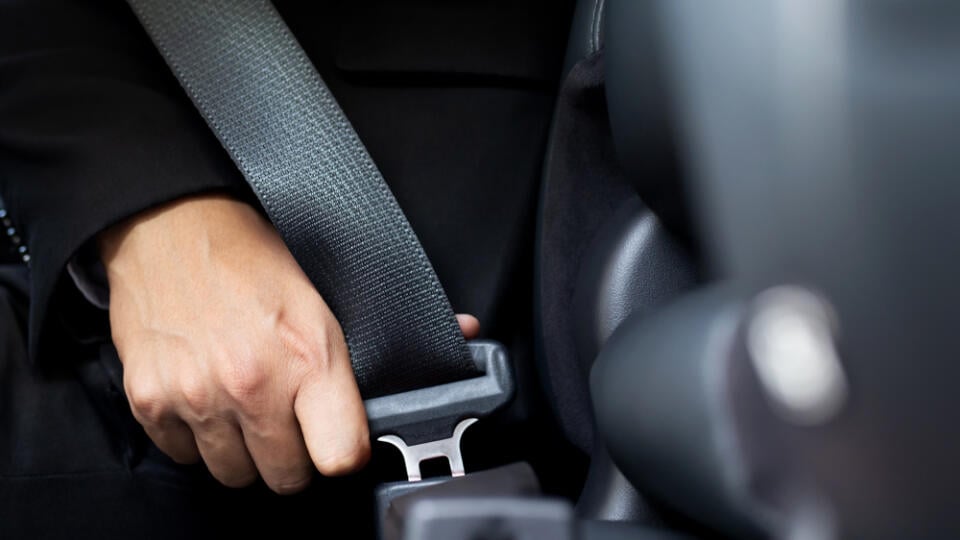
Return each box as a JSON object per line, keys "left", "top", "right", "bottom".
{"left": 533, "top": 0, "right": 698, "bottom": 522}
{"left": 592, "top": 2, "right": 960, "bottom": 538}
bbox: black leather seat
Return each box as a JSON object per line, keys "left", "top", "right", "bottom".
{"left": 534, "top": 0, "right": 698, "bottom": 527}
{"left": 590, "top": 1, "right": 960, "bottom": 539}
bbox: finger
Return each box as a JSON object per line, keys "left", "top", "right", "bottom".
{"left": 239, "top": 407, "right": 314, "bottom": 495}
{"left": 191, "top": 418, "right": 259, "bottom": 488}
{"left": 123, "top": 364, "right": 201, "bottom": 464}
{"left": 294, "top": 337, "right": 370, "bottom": 477}
{"left": 456, "top": 314, "right": 480, "bottom": 340}
{"left": 143, "top": 419, "right": 201, "bottom": 465}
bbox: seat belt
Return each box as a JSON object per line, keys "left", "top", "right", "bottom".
{"left": 123, "top": 0, "right": 477, "bottom": 399}
{"left": 124, "top": 0, "right": 513, "bottom": 481}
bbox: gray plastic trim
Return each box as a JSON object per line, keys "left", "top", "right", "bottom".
{"left": 365, "top": 340, "right": 514, "bottom": 445}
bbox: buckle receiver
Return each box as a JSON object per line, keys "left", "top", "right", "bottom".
{"left": 365, "top": 341, "right": 514, "bottom": 482}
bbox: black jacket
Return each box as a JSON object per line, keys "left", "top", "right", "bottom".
{"left": 0, "top": 0, "right": 251, "bottom": 364}
{"left": 0, "top": 0, "right": 571, "bottom": 367}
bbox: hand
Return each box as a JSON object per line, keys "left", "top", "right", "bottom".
{"left": 99, "top": 194, "right": 478, "bottom": 494}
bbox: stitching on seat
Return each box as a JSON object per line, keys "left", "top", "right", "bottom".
{"left": 591, "top": 0, "right": 606, "bottom": 53}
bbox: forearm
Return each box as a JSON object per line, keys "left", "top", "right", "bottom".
{"left": 0, "top": 0, "right": 251, "bottom": 363}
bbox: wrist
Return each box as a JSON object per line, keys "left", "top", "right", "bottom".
{"left": 97, "top": 193, "right": 250, "bottom": 282}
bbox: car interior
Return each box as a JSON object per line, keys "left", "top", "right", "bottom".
{"left": 2, "top": 0, "right": 958, "bottom": 539}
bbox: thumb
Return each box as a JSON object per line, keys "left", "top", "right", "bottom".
{"left": 294, "top": 329, "right": 370, "bottom": 477}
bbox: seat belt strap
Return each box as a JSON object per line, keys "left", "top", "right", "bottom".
{"left": 123, "top": 0, "right": 477, "bottom": 398}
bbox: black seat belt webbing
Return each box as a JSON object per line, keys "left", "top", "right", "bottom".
{"left": 124, "top": 0, "right": 478, "bottom": 398}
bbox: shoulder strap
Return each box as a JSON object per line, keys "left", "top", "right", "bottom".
{"left": 124, "top": 0, "right": 477, "bottom": 398}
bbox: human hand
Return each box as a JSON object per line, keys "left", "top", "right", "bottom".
{"left": 99, "top": 194, "right": 478, "bottom": 494}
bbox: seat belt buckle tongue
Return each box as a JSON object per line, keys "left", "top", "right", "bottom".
{"left": 364, "top": 340, "right": 514, "bottom": 482}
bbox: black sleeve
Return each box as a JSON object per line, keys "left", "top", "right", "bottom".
{"left": 0, "top": 0, "right": 250, "bottom": 364}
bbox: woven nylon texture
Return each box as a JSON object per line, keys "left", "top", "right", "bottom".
{"left": 124, "top": 0, "right": 477, "bottom": 398}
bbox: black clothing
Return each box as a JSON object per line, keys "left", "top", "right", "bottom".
{"left": 0, "top": 268, "right": 387, "bottom": 537}
{"left": 0, "top": 0, "right": 573, "bottom": 536}
{"left": 0, "top": 0, "right": 571, "bottom": 368}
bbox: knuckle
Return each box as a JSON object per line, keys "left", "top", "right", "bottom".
{"left": 179, "top": 375, "right": 212, "bottom": 414}
{"left": 278, "top": 319, "right": 344, "bottom": 373}
{"left": 125, "top": 379, "right": 168, "bottom": 424}
{"left": 283, "top": 329, "right": 323, "bottom": 363}
{"left": 221, "top": 361, "right": 268, "bottom": 404}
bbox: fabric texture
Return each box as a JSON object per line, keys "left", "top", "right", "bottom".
{"left": 0, "top": 0, "right": 256, "bottom": 368}
{"left": 0, "top": 265, "right": 384, "bottom": 539}
{"left": 537, "top": 52, "right": 636, "bottom": 452}
{"left": 124, "top": 0, "right": 478, "bottom": 398}
{"left": 0, "top": 1, "right": 581, "bottom": 533}
{"left": 0, "top": 0, "right": 569, "bottom": 383}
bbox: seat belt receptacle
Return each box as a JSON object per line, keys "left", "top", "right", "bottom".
{"left": 365, "top": 340, "right": 514, "bottom": 482}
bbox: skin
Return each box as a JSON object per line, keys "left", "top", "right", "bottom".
{"left": 99, "top": 194, "right": 479, "bottom": 494}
